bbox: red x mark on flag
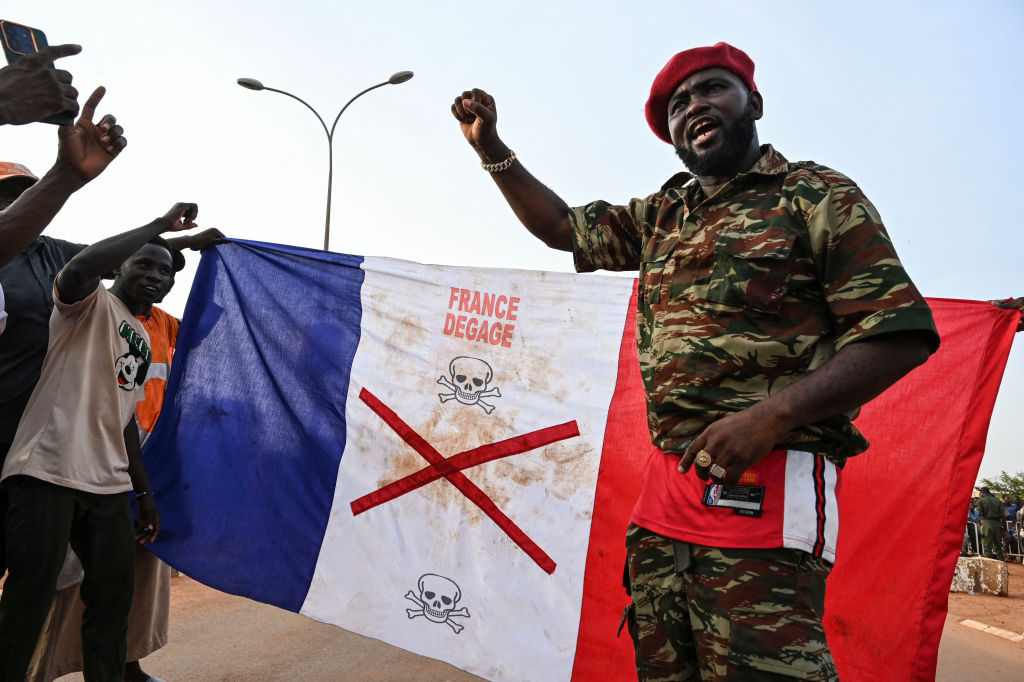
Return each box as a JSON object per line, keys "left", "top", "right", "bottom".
{"left": 351, "top": 388, "right": 579, "bottom": 574}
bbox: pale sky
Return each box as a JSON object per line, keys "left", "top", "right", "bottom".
{"left": 2, "top": 0, "right": 1020, "bottom": 480}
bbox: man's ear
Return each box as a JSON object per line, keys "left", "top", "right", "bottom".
{"left": 749, "top": 90, "right": 764, "bottom": 120}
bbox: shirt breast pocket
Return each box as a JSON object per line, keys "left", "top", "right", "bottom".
{"left": 706, "top": 227, "right": 796, "bottom": 314}
{"left": 639, "top": 251, "right": 670, "bottom": 307}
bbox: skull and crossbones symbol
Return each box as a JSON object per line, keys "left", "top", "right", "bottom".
{"left": 405, "top": 573, "right": 470, "bottom": 634}
{"left": 437, "top": 356, "right": 501, "bottom": 414}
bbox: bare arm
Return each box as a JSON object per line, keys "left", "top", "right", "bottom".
{"left": 679, "top": 331, "right": 934, "bottom": 486}
{"left": 56, "top": 203, "right": 198, "bottom": 304}
{"left": 0, "top": 168, "right": 88, "bottom": 265}
{"left": 0, "top": 87, "right": 127, "bottom": 266}
{"left": 451, "top": 89, "right": 573, "bottom": 252}
{"left": 124, "top": 415, "right": 159, "bottom": 543}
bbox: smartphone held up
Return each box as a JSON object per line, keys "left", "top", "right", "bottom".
{"left": 0, "top": 19, "right": 75, "bottom": 125}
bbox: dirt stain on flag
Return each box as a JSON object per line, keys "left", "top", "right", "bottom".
{"left": 368, "top": 397, "right": 594, "bottom": 531}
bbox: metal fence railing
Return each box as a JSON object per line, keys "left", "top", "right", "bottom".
{"left": 1005, "top": 520, "right": 1022, "bottom": 562}
{"left": 963, "top": 521, "right": 981, "bottom": 556}
{"left": 963, "top": 519, "right": 1023, "bottom": 562}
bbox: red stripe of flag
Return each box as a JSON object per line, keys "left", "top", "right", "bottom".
{"left": 571, "top": 287, "right": 647, "bottom": 681}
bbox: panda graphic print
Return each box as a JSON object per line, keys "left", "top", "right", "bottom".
{"left": 115, "top": 319, "right": 152, "bottom": 391}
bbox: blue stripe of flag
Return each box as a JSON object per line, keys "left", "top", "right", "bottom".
{"left": 144, "top": 240, "right": 364, "bottom": 611}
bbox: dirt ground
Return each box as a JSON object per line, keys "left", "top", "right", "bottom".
{"left": 946, "top": 559, "right": 1024, "bottom": 634}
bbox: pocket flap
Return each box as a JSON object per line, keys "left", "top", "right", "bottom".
{"left": 714, "top": 227, "right": 795, "bottom": 261}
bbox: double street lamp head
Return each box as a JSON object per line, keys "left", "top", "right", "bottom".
{"left": 236, "top": 71, "right": 414, "bottom": 93}
{"left": 233, "top": 70, "right": 415, "bottom": 252}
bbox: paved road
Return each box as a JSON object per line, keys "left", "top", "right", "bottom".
{"left": 57, "top": 576, "right": 1022, "bottom": 681}
{"left": 59, "top": 576, "right": 483, "bottom": 681}
{"left": 936, "top": 618, "right": 1024, "bottom": 680}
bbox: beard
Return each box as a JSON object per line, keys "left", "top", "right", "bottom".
{"left": 674, "top": 102, "right": 757, "bottom": 177}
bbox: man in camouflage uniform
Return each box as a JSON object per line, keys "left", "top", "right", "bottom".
{"left": 452, "top": 42, "right": 938, "bottom": 681}
{"left": 977, "top": 487, "right": 1006, "bottom": 560}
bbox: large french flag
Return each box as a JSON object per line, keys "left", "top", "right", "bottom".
{"left": 145, "top": 240, "right": 1019, "bottom": 682}
{"left": 146, "top": 240, "right": 642, "bottom": 681}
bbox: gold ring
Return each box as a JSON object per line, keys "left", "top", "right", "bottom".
{"left": 709, "top": 463, "right": 728, "bottom": 479}
{"left": 695, "top": 450, "right": 713, "bottom": 468}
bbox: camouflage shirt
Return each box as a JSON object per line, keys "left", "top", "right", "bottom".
{"left": 569, "top": 145, "right": 938, "bottom": 465}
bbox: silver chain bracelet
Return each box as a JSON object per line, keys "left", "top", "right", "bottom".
{"left": 481, "top": 150, "right": 516, "bottom": 173}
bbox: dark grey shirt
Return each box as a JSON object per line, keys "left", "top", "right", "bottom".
{"left": 0, "top": 236, "right": 85, "bottom": 451}
{"left": 978, "top": 493, "right": 1006, "bottom": 521}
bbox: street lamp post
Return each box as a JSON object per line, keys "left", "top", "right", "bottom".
{"left": 237, "top": 71, "right": 414, "bottom": 251}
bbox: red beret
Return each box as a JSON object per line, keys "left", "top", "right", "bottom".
{"left": 645, "top": 42, "right": 756, "bottom": 144}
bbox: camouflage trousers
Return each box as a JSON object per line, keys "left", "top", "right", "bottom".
{"left": 624, "top": 524, "right": 837, "bottom": 681}
{"left": 981, "top": 519, "right": 1005, "bottom": 560}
